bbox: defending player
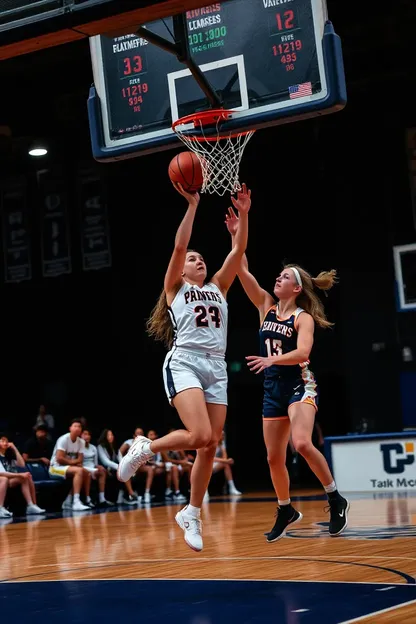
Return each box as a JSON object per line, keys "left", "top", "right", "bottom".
{"left": 226, "top": 206, "right": 349, "bottom": 541}
{"left": 117, "top": 183, "right": 251, "bottom": 552}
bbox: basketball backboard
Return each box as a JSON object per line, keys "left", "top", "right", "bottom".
{"left": 88, "top": 0, "right": 346, "bottom": 162}
{"left": 393, "top": 243, "right": 416, "bottom": 311}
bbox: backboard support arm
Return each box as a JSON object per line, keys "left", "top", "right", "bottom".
{"left": 135, "top": 13, "right": 222, "bottom": 108}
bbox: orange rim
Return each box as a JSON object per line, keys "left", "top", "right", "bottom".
{"left": 172, "top": 109, "right": 255, "bottom": 142}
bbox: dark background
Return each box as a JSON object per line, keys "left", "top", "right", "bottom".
{"left": 0, "top": 0, "right": 415, "bottom": 490}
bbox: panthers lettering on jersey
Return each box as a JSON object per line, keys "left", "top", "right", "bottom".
{"left": 168, "top": 281, "right": 228, "bottom": 356}
{"left": 259, "top": 305, "right": 307, "bottom": 378}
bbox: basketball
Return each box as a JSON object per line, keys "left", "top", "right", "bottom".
{"left": 168, "top": 151, "right": 203, "bottom": 193}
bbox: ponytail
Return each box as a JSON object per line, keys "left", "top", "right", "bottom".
{"left": 284, "top": 264, "right": 338, "bottom": 329}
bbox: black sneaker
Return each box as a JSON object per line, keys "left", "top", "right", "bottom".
{"left": 326, "top": 495, "right": 349, "bottom": 536}
{"left": 265, "top": 505, "right": 303, "bottom": 542}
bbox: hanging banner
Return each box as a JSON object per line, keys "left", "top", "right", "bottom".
{"left": 38, "top": 168, "right": 71, "bottom": 278}
{"left": 1, "top": 178, "right": 31, "bottom": 283}
{"left": 78, "top": 172, "right": 111, "bottom": 271}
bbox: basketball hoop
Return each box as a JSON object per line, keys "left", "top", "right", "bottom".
{"left": 172, "top": 109, "right": 255, "bottom": 196}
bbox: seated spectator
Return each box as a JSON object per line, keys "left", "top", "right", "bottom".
{"left": 211, "top": 431, "right": 242, "bottom": 495}
{"left": 22, "top": 424, "right": 54, "bottom": 466}
{"left": 49, "top": 419, "right": 91, "bottom": 511}
{"left": 0, "top": 433, "right": 45, "bottom": 517}
{"left": 147, "top": 430, "right": 186, "bottom": 502}
{"left": 119, "top": 427, "right": 156, "bottom": 504}
{"left": 81, "top": 429, "right": 113, "bottom": 508}
{"left": 97, "top": 429, "right": 138, "bottom": 505}
{"left": 33, "top": 404, "right": 55, "bottom": 439}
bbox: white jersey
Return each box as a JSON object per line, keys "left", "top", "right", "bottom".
{"left": 50, "top": 433, "right": 85, "bottom": 467}
{"left": 168, "top": 281, "right": 228, "bottom": 356}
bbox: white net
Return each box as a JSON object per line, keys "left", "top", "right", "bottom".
{"left": 173, "top": 113, "right": 254, "bottom": 196}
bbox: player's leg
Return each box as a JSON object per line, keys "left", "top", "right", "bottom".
{"left": 117, "top": 354, "right": 211, "bottom": 482}
{"left": 171, "top": 388, "right": 213, "bottom": 552}
{"left": 263, "top": 418, "right": 303, "bottom": 542}
{"left": 175, "top": 358, "right": 227, "bottom": 552}
{"left": 289, "top": 400, "right": 349, "bottom": 536}
{"left": 191, "top": 402, "right": 227, "bottom": 505}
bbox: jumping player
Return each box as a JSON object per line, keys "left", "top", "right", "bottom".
{"left": 117, "top": 183, "right": 251, "bottom": 552}
{"left": 226, "top": 206, "right": 349, "bottom": 542}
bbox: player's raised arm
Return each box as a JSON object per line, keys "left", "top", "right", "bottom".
{"left": 211, "top": 184, "right": 251, "bottom": 295}
{"left": 225, "top": 206, "right": 274, "bottom": 319}
{"left": 164, "top": 183, "right": 200, "bottom": 297}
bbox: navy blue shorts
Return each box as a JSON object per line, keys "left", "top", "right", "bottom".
{"left": 262, "top": 375, "right": 318, "bottom": 420}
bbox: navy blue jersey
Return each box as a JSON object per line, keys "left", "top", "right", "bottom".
{"left": 259, "top": 305, "right": 308, "bottom": 379}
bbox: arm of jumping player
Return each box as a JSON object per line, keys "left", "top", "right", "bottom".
{"left": 211, "top": 184, "right": 251, "bottom": 295}
{"left": 246, "top": 313, "right": 314, "bottom": 373}
{"left": 225, "top": 206, "right": 274, "bottom": 318}
{"left": 164, "top": 184, "right": 200, "bottom": 297}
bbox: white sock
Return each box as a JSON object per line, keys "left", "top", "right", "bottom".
{"left": 86, "top": 496, "right": 91, "bottom": 503}
{"left": 278, "top": 498, "right": 291, "bottom": 506}
{"left": 143, "top": 441, "right": 154, "bottom": 456}
{"left": 64, "top": 493, "right": 73, "bottom": 504}
{"left": 185, "top": 504, "right": 201, "bottom": 518}
{"left": 324, "top": 481, "right": 337, "bottom": 494}
{"left": 228, "top": 479, "right": 235, "bottom": 489}
{"left": 99, "top": 492, "right": 106, "bottom": 503}
{"left": 26, "top": 499, "right": 34, "bottom": 506}
{"left": 145, "top": 489, "right": 150, "bottom": 494}
{"left": 73, "top": 493, "right": 80, "bottom": 503}
{"left": 165, "top": 488, "right": 172, "bottom": 495}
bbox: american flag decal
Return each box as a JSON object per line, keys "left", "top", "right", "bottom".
{"left": 289, "top": 82, "right": 313, "bottom": 99}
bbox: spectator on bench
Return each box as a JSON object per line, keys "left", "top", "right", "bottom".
{"left": 97, "top": 429, "right": 137, "bottom": 505}
{"left": 49, "top": 419, "right": 91, "bottom": 511}
{"left": 22, "top": 424, "right": 54, "bottom": 467}
{"left": 81, "top": 429, "right": 113, "bottom": 508}
{"left": 0, "top": 433, "right": 45, "bottom": 517}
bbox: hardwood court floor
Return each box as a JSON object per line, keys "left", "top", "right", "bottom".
{"left": 1, "top": 490, "right": 415, "bottom": 623}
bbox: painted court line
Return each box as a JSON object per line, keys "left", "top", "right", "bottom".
{"left": 338, "top": 598, "right": 416, "bottom": 623}
{"left": 8, "top": 554, "right": 416, "bottom": 570}
{"left": 4, "top": 577, "right": 416, "bottom": 586}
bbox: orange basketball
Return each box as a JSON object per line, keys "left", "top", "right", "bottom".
{"left": 168, "top": 151, "right": 203, "bottom": 193}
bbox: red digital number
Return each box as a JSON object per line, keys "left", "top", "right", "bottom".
{"left": 272, "top": 40, "right": 302, "bottom": 56}
{"left": 276, "top": 10, "right": 294, "bottom": 31}
{"left": 280, "top": 53, "right": 297, "bottom": 64}
{"left": 122, "top": 83, "right": 149, "bottom": 99}
{"left": 123, "top": 55, "right": 143, "bottom": 75}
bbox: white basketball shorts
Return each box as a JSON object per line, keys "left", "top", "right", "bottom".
{"left": 163, "top": 347, "right": 228, "bottom": 406}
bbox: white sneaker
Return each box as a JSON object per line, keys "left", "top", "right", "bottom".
{"left": 26, "top": 504, "right": 46, "bottom": 515}
{"left": 0, "top": 506, "right": 13, "bottom": 518}
{"left": 143, "top": 492, "right": 151, "bottom": 504}
{"left": 117, "top": 436, "right": 154, "bottom": 482}
{"left": 229, "top": 488, "right": 242, "bottom": 496}
{"left": 175, "top": 506, "right": 203, "bottom": 552}
{"left": 72, "top": 499, "right": 90, "bottom": 511}
{"left": 62, "top": 499, "right": 73, "bottom": 510}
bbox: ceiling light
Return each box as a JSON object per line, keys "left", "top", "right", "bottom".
{"left": 29, "top": 147, "right": 48, "bottom": 156}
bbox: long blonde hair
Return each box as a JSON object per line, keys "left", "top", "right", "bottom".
{"left": 284, "top": 264, "right": 338, "bottom": 329}
{"left": 146, "top": 249, "right": 200, "bottom": 349}
{"left": 146, "top": 288, "right": 173, "bottom": 349}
